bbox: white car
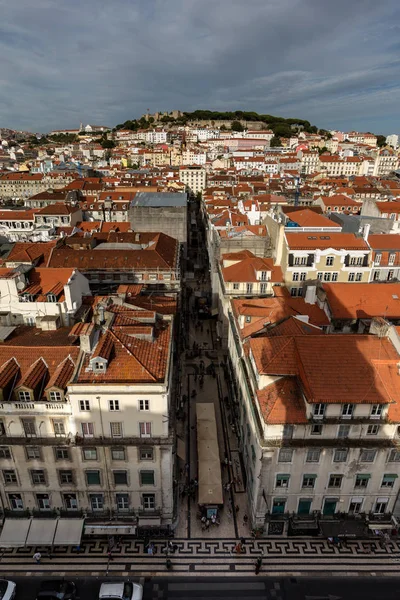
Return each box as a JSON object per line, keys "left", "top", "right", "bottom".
{"left": 99, "top": 582, "right": 143, "bottom": 600}
{"left": 0, "top": 580, "right": 16, "bottom": 600}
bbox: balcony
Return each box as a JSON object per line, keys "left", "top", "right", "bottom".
{"left": 0, "top": 433, "right": 174, "bottom": 447}
{"left": 0, "top": 402, "right": 72, "bottom": 415}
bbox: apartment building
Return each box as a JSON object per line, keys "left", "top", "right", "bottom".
{"left": 178, "top": 167, "right": 206, "bottom": 194}
{"left": 227, "top": 322, "right": 400, "bottom": 532}
{"left": 0, "top": 306, "right": 175, "bottom": 527}
{"left": 282, "top": 232, "right": 371, "bottom": 295}
{"left": 368, "top": 234, "right": 400, "bottom": 282}
{"left": 0, "top": 267, "right": 90, "bottom": 327}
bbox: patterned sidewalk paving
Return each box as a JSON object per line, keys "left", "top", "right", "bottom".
{"left": 2, "top": 538, "right": 400, "bottom": 577}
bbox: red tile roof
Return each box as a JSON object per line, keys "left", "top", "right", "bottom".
{"left": 323, "top": 282, "right": 400, "bottom": 320}
{"left": 285, "top": 232, "right": 369, "bottom": 250}
{"left": 257, "top": 377, "right": 307, "bottom": 424}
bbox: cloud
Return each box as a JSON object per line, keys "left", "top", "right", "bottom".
{"left": 0, "top": 0, "right": 399, "bottom": 133}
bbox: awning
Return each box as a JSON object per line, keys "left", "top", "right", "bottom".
{"left": 177, "top": 437, "right": 186, "bottom": 461}
{"left": 54, "top": 519, "right": 84, "bottom": 545}
{"left": 26, "top": 518, "right": 57, "bottom": 546}
{"left": 368, "top": 523, "right": 393, "bottom": 530}
{"left": 320, "top": 519, "right": 367, "bottom": 538}
{"left": 0, "top": 518, "right": 32, "bottom": 547}
{"left": 138, "top": 517, "right": 161, "bottom": 526}
{"left": 84, "top": 524, "right": 136, "bottom": 536}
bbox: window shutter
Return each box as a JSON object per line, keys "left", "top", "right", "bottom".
{"left": 288, "top": 253, "right": 294, "bottom": 267}
{"left": 344, "top": 254, "right": 350, "bottom": 266}
{"left": 307, "top": 254, "right": 314, "bottom": 267}
{"left": 363, "top": 254, "right": 368, "bottom": 267}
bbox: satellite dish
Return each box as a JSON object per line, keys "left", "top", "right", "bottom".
{"left": 16, "top": 280, "right": 25, "bottom": 291}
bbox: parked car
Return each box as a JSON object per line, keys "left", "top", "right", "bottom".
{"left": 99, "top": 582, "right": 143, "bottom": 600}
{"left": 36, "top": 580, "right": 77, "bottom": 600}
{"left": 0, "top": 580, "right": 16, "bottom": 600}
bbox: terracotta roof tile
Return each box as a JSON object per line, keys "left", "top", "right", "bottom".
{"left": 257, "top": 377, "right": 307, "bottom": 424}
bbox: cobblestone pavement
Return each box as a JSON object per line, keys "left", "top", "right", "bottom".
{"left": 2, "top": 538, "right": 400, "bottom": 577}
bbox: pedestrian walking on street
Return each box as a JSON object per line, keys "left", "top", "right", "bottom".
{"left": 243, "top": 514, "right": 249, "bottom": 526}
{"left": 254, "top": 555, "right": 262, "bottom": 575}
{"left": 235, "top": 504, "right": 240, "bottom": 515}
{"left": 240, "top": 537, "right": 246, "bottom": 546}
{"left": 108, "top": 550, "right": 114, "bottom": 561}
{"left": 33, "top": 552, "right": 41, "bottom": 564}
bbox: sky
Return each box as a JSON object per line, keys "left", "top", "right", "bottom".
{"left": 1, "top": 0, "right": 400, "bottom": 134}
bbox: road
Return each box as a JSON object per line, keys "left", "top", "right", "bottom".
{"left": 7, "top": 575, "right": 400, "bottom": 600}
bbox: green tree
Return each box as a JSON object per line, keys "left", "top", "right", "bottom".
{"left": 270, "top": 136, "right": 281, "bottom": 147}
{"left": 376, "top": 135, "right": 386, "bottom": 147}
{"left": 231, "top": 120, "right": 244, "bottom": 132}
{"left": 220, "top": 124, "right": 227, "bottom": 131}
{"left": 100, "top": 139, "right": 116, "bottom": 149}
{"left": 318, "top": 146, "right": 328, "bottom": 155}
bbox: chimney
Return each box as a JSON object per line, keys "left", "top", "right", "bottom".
{"left": 304, "top": 284, "right": 317, "bottom": 304}
{"left": 363, "top": 223, "right": 371, "bottom": 241}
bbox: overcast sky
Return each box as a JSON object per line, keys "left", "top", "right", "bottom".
{"left": 1, "top": 0, "right": 399, "bottom": 134}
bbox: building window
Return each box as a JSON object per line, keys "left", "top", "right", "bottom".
{"left": 81, "top": 422, "right": 94, "bottom": 437}
{"left": 116, "top": 493, "right": 129, "bottom": 511}
{"left": 317, "top": 272, "right": 323, "bottom": 280}
{"left": 371, "top": 404, "right": 383, "bottom": 418}
{"left": 142, "top": 493, "right": 155, "bottom": 511}
{"left": 348, "top": 273, "right": 355, "bottom": 282}
{"left": 374, "top": 253, "right": 382, "bottom": 266}
{"left": 367, "top": 425, "right": 380, "bottom": 435}
{"left": 278, "top": 448, "right": 293, "bottom": 463}
{"left": 8, "top": 493, "right": 23, "bottom": 510}
{"left": 0, "top": 420, "right": 5, "bottom": 436}
{"left": 332, "top": 272, "right": 338, "bottom": 281}
{"left": 302, "top": 475, "right": 316, "bottom": 488}
{"left": 313, "top": 403, "right": 325, "bottom": 418}
{"left": 360, "top": 449, "right": 376, "bottom": 463}
{"left": 381, "top": 474, "right": 397, "bottom": 488}
{"left": 30, "top": 469, "right": 46, "bottom": 485}
{"left": 18, "top": 390, "right": 31, "bottom": 402}
{"left": 233, "top": 283, "right": 239, "bottom": 290}
{"left": 323, "top": 272, "right": 331, "bottom": 282}
{"left": 0, "top": 446, "right": 11, "bottom": 459}
{"left": 3, "top": 469, "right": 17, "bottom": 484}
{"left": 355, "top": 272, "right": 362, "bottom": 282}
{"left": 374, "top": 500, "right": 388, "bottom": 514}
{"left": 64, "top": 493, "right": 78, "bottom": 510}
{"left": 86, "top": 470, "right": 101, "bottom": 485}
{"left": 349, "top": 499, "right": 363, "bottom": 514}
{"left": 36, "top": 493, "right": 50, "bottom": 510}
{"left": 59, "top": 470, "right": 74, "bottom": 485}
{"left": 54, "top": 447, "right": 70, "bottom": 461}
{"left": 388, "top": 253, "right": 396, "bottom": 266}
{"left": 328, "top": 475, "right": 343, "bottom": 488}
{"left": 388, "top": 449, "right": 400, "bottom": 462}
{"left": 292, "top": 273, "right": 299, "bottom": 282}
{"left": 49, "top": 391, "right": 62, "bottom": 402}
{"left": 326, "top": 256, "right": 334, "bottom": 266}
{"left": 79, "top": 400, "right": 90, "bottom": 411}
{"left": 294, "top": 257, "right": 307, "bottom": 266}
{"left": 260, "top": 283, "right": 267, "bottom": 294}
{"left": 110, "top": 422, "right": 123, "bottom": 438}
{"left": 246, "top": 283, "right": 253, "bottom": 294}
{"left": 113, "top": 470, "right": 128, "bottom": 485}
{"left": 333, "top": 449, "right": 348, "bottom": 463}
{"left": 83, "top": 448, "right": 97, "bottom": 461}
{"left": 26, "top": 446, "right": 41, "bottom": 460}
{"left": 53, "top": 420, "right": 66, "bottom": 436}
{"left": 282, "top": 425, "right": 294, "bottom": 439}
{"left": 140, "top": 447, "right": 154, "bottom": 461}
{"left": 111, "top": 447, "right": 126, "bottom": 460}
{"left": 311, "top": 424, "right": 322, "bottom": 435}
{"left": 275, "top": 474, "right": 290, "bottom": 488}
{"left": 306, "top": 449, "right": 320, "bottom": 463}
{"left": 139, "top": 399, "right": 150, "bottom": 411}
{"left": 338, "top": 425, "right": 350, "bottom": 438}
{"left": 90, "top": 494, "right": 104, "bottom": 511}
{"left": 109, "top": 400, "right": 120, "bottom": 411}
{"left": 300, "top": 272, "right": 307, "bottom": 281}
{"left": 342, "top": 404, "right": 354, "bottom": 418}
{"left": 140, "top": 470, "right": 155, "bottom": 486}
{"left": 355, "top": 474, "right": 370, "bottom": 488}
{"left": 139, "top": 422, "right": 151, "bottom": 438}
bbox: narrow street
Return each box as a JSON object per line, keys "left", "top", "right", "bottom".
{"left": 174, "top": 197, "right": 249, "bottom": 540}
